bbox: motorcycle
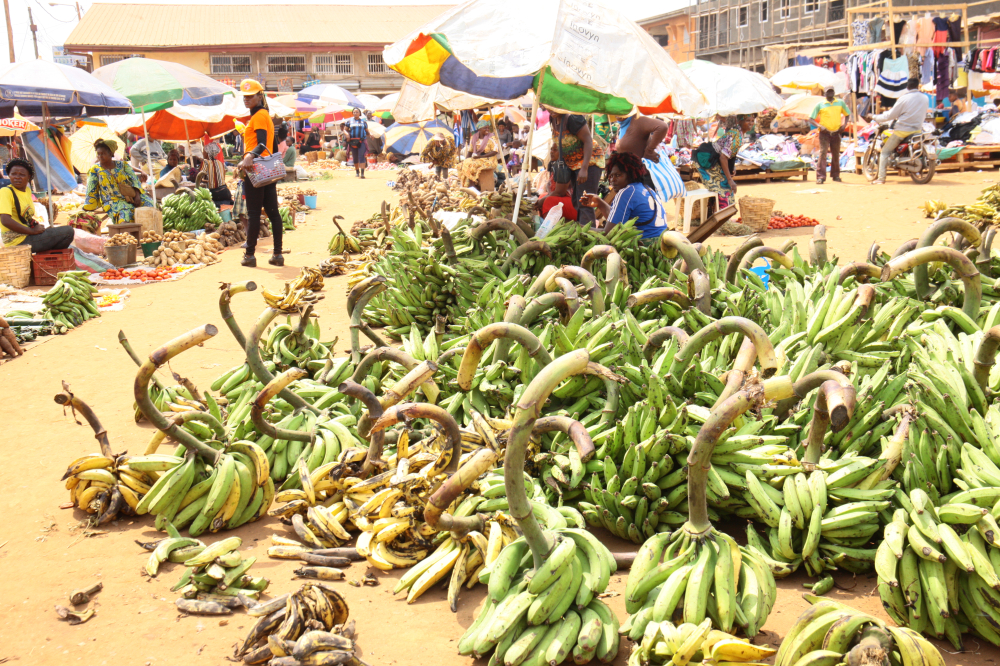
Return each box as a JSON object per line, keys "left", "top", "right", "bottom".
{"left": 862, "top": 122, "right": 937, "bottom": 184}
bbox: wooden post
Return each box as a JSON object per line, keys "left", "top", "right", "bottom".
{"left": 964, "top": 5, "right": 971, "bottom": 107}
{"left": 489, "top": 110, "right": 512, "bottom": 186}
{"left": 511, "top": 72, "right": 547, "bottom": 227}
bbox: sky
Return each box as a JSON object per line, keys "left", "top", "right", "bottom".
{"left": 1, "top": 0, "right": 687, "bottom": 66}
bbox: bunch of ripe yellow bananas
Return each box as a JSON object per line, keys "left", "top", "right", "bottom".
{"left": 628, "top": 619, "right": 777, "bottom": 666}
{"left": 263, "top": 267, "right": 325, "bottom": 313}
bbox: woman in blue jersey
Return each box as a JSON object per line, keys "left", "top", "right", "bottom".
{"left": 346, "top": 108, "right": 369, "bottom": 179}
{"left": 580, "top": 152, "right": 666, "bottom": 243}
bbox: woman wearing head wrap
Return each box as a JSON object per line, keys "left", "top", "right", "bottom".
{"left": 695, "top": 114, "right": 755, "bottom": 209}
{"left": 83, "top": 139, "right": 154, "bottom": 225}
{"left": 1, "top": 157, "right": 75, "bottom": 252}
{"left": 459, "top": 119, "right": 500, "bottom": 191}
{"left": 580, "top": 152, "right": 666, "bottom": 242}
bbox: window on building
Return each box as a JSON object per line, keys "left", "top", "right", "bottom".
{"left": 779, "top": 0, "right": 790, "bottom": 19}
{"left": 760, "top": 0, "right": 768, "bottom": 22}
{"left": 99, "top": 54, "right": 142, "bottom": 67}
{"left": 739, "top": 6, "right": 749, "bottom": 26}
{"left": 804, "top": 0, "right": 819, "bottom": 13}
{"left": 314, "top": 54, "right": 354, "bottom": 75}
{"left": 698, "top": 14, "right": 718, "bottom": 49}
{"left": 367, "top": 53, "right": 389, "bottom": 74}
{"left": 718, "top": 11, "right": 728, "bottom": 46}
{"left": 828, "top": 0, "right": 845, "bottom": 20}
{"left": 267, "top": 55, "right": 306, "bottom": 74}
{"left": 210, "top": 54, "right": 251, "bottom": 75}
{"left": 653, "top": 34, "right": 669, "bottom": 46}
{"left": 683, "top": 26, "right": 690, "bottom": 44}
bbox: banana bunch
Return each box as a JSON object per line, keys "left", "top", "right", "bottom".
{"left": 42, "top": 271, "right": 100, "bottom": 330}
{"left": 776, "top": 597, "right": 946, "bottom": 666}
{"left": 63, "top": 452, "right": 145, "bottom": 524}
{"left": 920, "top": 199, "right": 948, "bottom": 218}
{"left": 128, "top": 446, "right": 273, "bottom": 537}
{"left": 248, "top": 410, "right": 362, "bottom": 483}
{"left": 138, "top": 529, "right": 205, "bottom": 577}
{"left": 171, "top": 535, "right": 270, "bottom": 613}
{"left": 874, "top": 488, "right": 1000, "bottom": 649}
{"left": 319, "top": 255, "right": 350, "bottom": 277}
{"left": 328, "top": 230, "right": 362, "bottom": 254}
{"left": 260, "top": 317, "right": 343, "bottom": 371}
{"left": 280, "top": 205, "right": 295, "bottom": 230}
{"left": 235, "top": 583, "right": 353, "bottom": 665}
{"left": 262, "top": 268, "right": 326, "bottom": 314}
{"left": 458, "top": 528, "right": 620, "bottom": 664}
{"left": 627, "top": 619, "right": 777, "bottom": 666}
{"left": 161, "top": 187, "right": 222, "bottom": 232}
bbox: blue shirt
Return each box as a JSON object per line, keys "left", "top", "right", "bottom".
{"left": 608, "top": 182, "right": 666, "bottom": 240}
{"left": 347, "top": 118, "right": 368, "bottom": 141}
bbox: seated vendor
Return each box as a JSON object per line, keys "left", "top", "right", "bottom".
{"left": 84, "top": 139, "right": 155, "bottom": 224}
{"left": 283, "top": 142, "right": 298, "bottom": 168}
{"left": 1, "top": 158, "right": 75, "bottom": 253}
{"left": 535, "top": 160, "right": 578, "bottom": 221}
{"left": 160, "top": 149, "right": 181, "bottom": 179}
{"left": 580, "top": 152, "right": 666, "bottom": 243}
{"left": 200, "top": 142, "right": 233, "bottom": 206}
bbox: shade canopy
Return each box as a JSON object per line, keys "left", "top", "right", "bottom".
{"left": 92, "top": 57, "right": 236, "bottom": 111}
{"left": 273, "top": 94, "right": 320, "bottom": 120}
{"left": 355, "top": 93, "right": 383, "bottom": 110}
{"left": 297, "top": 83, "right": 363, "bottom": 109}
{"left": 0, "top": 113, "right": 39, "bottom": 136}
{"left": 391, "top": 79, "right": 500, "bottom": 123}
{"left": 678, "top": 60, "right": 784, "bottom": 117}
{"left": 102, "top": 94, "right": 250, "bottom": 141}
{"left": 70, "top": 124, "right": 126, "bottom": 172}
{"left": 372, "top": 93, "right": 400, "bottom": 113}
{"left": 779, "top": 93, "right": 827, "bottom": 119}
{"left": 383, "top": 0, "right": 705, "bottom": 116}
{"left": 384, "top": 120, "right": 452, "bottom": 155}
{"left": 0, "top": 58, "right": 132, "bottom": 118}
{"left": 771, "top": 65, "right": 848, "bottom": 95}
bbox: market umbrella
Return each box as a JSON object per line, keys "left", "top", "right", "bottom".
{"left": 482, "top": 104, "right": 527, "bottom": 124}
{"left": 92, "top": 57, "right": 237, "bottom": 203}
{"left": 383, "top": 0, "right": 705, "bottom": 220}
{"left": 308, "top": 104, "right": 353, "bottom": 125}
{"left": 274, "top": 95, "right": 320, "bottom": 120}
{"left": 0, "top": 113, "right": 39, "bottom": 136}
{"left": 70, "top": 124, "right": 125, "bottom": 173}
{"left": 779, "top": 94, "right": 826, "bottom": 119}
{"left": 296, "top": 83, "right": 363, "bottom": 109}
{"left": 372, "top": 93, "right": 400, "bottom": 113}
{"left": 391, "top": 79, "right": 500, "bottom": 123}
{"left": 384, "top": 120, "right": 451, "bottom": 155}
{"left": 0, "top": 58, "right": 132, "bottom": 219}
{"left": 771, "top": 65, "right": 848, "bottom": 95}
{"left": 109, "top": 94, "right": 250, "bottom": 141}
{"left": 678, "top": 60, "right": 784, "bottom": 117}
{"left": 355, "top": 93, "right": 383, "bottom": 110}
{"left": 268, "top": 97, "right": 296, "bottom": 119}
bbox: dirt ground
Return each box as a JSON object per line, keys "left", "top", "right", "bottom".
{"left": 0, "top": 166, "right": 996, "bottom": 666}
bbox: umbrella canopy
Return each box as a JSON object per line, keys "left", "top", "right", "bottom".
{"left": 92, "top": 57, "right": 236, "bottom": 112}
{"left": 372, "top": 93, "right": 400, "bottom": 113}
{"left": 678, "top": 60, "right": 784, "bottom": 117}
{"left": 0, "top": 58, "right": 132, "bottom": 118}
{"left": 391, "top": 79, "right": 500, "bottom": 123}
{"left": 267, "top": 97, "right": 296, "bottom": 119}
{"left": 779, "top": 94, "right": 826, "bottom": 119}
{"left": 383, "top": 0, "right": 705, "bottom": 116}
{"left": 104, "top": 95, "right": 250, "bottom": 141}
{"left": 384, "top": 120, "right": 452, "bottom": 155}
{"left": 0, "top": 113, "right": 39, "bottom": 136}
{"left": 771, "top": 65, "right": 847, "bottom": 95}
{"left": 70, "top": 124, "right": 125, "bottom": 172}
{"left": 308, "top": 104, "right": 353, "bottom": 124}
{"left": 482, "top": 104, "right": 528, "bottom": 124}
{"left": 273, "top": 95, "right": 319, "bottom": 120}
{"left": 355, "top": 93, "right": 383, "bottom": 110}
{"left": 296, "top": 83, "right": 363, "bottom": 109}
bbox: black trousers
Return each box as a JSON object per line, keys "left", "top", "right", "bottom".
{"left": 570, "top": 165, "right": 603, "bottom": 226}
{"left": 243, "top": 178, "right": 283, "bottom": 255}
{"left": 24, "top": 225, "right": 74, "bottom": 253}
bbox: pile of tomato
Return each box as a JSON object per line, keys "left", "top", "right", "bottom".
{"left": 100, "top": 266, "right": 180, "bottom": 282}
{"left": 768, "top": 214, "right": 820, "bottom": 229}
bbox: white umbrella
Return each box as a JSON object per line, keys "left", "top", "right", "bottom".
{"left": 372, "top": 93, "right": 400, "bottom": 113}
{"left": 679, "top": 61, "right": 785, "bottom": 117}
{"left": 771, "top": 65, "right": 848, "bottom": 95}
{"left": 355, "top": 94, "right": 383, "bottom": 110}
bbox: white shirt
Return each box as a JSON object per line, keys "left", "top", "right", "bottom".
{"left": 875, "top": 90, "right": 930, "bottom": 133}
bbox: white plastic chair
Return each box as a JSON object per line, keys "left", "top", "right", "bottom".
{"left": 676, "top": 188, "right": 718, "bottom": 234}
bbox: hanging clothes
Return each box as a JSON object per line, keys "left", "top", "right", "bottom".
{"left": 921, "top": 48, "right": 935, "bottom": 84}
{"left": 932, "top": 17, "right": 949, "bottom": 56}
{"left": 936, "top": 52, "right": 951, "bottom": 102}
{"left": 901, "top": 18, "right": 919, "bottom": 55}
{"left": 907, "top": 54, "right": 921, "bottom": 79}
{"left": 876, "top": 55, "right": 910, "bottom": 98}
{"left": 870, "top": 18, "right": 884, "bottom": 45}
{"left": 852, "top": 20, "right": 872, "bottom": 47}
{"left": 947, "top": 17, "right": 963, "bottom": 59}
{"left": 916, "top": 16, "right": 936, "bottom": 46}
{"left": 893, "top": 19, "right": 906, "bottom": 49}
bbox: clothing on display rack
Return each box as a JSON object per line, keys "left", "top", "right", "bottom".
{"left": 870, "top": 18, "right": 884, "bottom": 45}
{"left": 853, "top": 19, "right": 872, "bottom": 47}
{"left": 875, "top": 55, "right": 909, "bottom": 98}
{"left": 921, "top": 47, "right": 935, "bottom": 84}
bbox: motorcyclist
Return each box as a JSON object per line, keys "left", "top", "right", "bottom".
{"left": 871, "top": 78, "right": 929, "bottom": 185}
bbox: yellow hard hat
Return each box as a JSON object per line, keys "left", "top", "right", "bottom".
{"left": 239, "top": 79, "right": 264, "bottom": 96}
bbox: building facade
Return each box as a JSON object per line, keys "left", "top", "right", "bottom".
{"left": 639, "top": 3, "right": 698, "bottom": 64}
{"left": 63, "top": 4, "right": 452, "bottom": 93}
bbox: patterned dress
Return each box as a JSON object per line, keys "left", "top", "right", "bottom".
{"left": 83, "top": 161, "right": 154, "bottom": 224}
{"left": 459, "top": 134, "right": 500, "bottom": 183}
{"left": 697, "top": 119, "right": 745, "bottom": 209}
{"left": 420, "top": 136, "right": 457, "bottom": 168}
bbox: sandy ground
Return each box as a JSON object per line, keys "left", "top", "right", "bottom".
{"left": 0, "top": 166, "right": 996, "bottom": 666}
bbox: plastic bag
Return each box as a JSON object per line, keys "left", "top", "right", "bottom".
{"left": 536, "top": 202, "right": 563, "bottom": 239}
{"left": 72, "top": 229, "right": 107, "bottom": 256}
{"left": 73, "top": 248, "right": 113, "bottom": 273}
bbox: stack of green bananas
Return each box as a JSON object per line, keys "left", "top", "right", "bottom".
{"left": 627, "top": 619, "right": 777, "bottom": 666}
{"left": 874, "top": 489, "right": 1000, "bottom": 650}
{"left": 280, "top": 205, "right": 294, "bottom": 230}
{"left": 259, "top": 317, "right": 345, "bottom": 371}
{"left": 459, "top": 529, "right": 620, "bottom": 665}
{"left": 775, "top": 597, "right": 946, "bottom": 666}
{"left": 42, "top": 271, "right": 100, "bottom": 329}
{"left": 235, "top": 583, "right": 353, "bottom": 664}
{"left": 171, "top": 535, "right": 269, "bottom": 613}
{"left": 128, "top": 445, "right": 273, "bottom": 536}
{"left": 161, "top": 187, "right": 222, "bottom": 232}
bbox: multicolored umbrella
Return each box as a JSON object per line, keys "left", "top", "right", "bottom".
{"left": 70, "top": 124, "right": 125, "bottom": 173}
{"left": 383, "top": 0, "right": 704, "bottom": 116}
{"left": 0, "top": 58, "right": 131, "bottom": 118}
{"left": 296, "top": 83, "right": 363, "bottom": 109}
{"left": 0, "top": 113, "right": 39, "bottom": 136}
{"left": 273, "top": 95, "right": 320, "bottom": 120}
{"left": 104, "top": 94, "right": 249, "bottom": 141}
{"left": 355, "top": 94, "right": 383, "bottom": 110}
{"left": 384, "top": 120, "right": 452, "bottom": 155}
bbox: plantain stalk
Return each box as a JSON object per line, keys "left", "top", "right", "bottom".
{"left": 725, "top": 235, "right": 763, "bottom": 284}
{"left": 519, "top": 293, "right": 570, "bottom": 328}
{"left": 338, "top": 380, "right": 384, "bottom": 476}
{"left": 251, "top": 368, "right": 314, "bottom": 443}
{"left": 890, "top": 238, "right": 918, "bottom": 259}
{"left": 117, "top": 330, "right": 166, "bottom": 390}
{"left": 500, "top": 241, "right": 552, "bottom": 273}
{"left": 714, "top": 336, "right": 756, "bottom": 409}
{"left": 457, "top": 323, "right": 553, "bottom": 391}
{"left": 247, "top": 308, "right": 319, "bottom": 414}
{"left": 470, "top": 218, "right": 528, "bottom": 247}
{"left": 809, "top": 225, "right": 827, "bottom": 266}
{"left": 423, "top": 448, "right": 496, "bottom": 536}
{"left": 642, "top": 326, "right": 691, "bottom": 362}
{"left": 659, "top": 231, "right": 707, "bottom": 279}
{"left": 974, "top": 325, "right": 1000, "bottom": 389}
{"left": 346, "top": 276, "right": 385, "bottom": 315}
{"left": 738, "top": 246, "right": 794, "bottom": 276}
{"left": 838, "top": 262, "right": 881, "bottom": 284}
{"left": 881, "top": 246, "right": 982, "bottom": 319}
{"left": 350, "top": 346, "right": 419, "bottom": 384}
{"left": 495, "top": 295, "right": 527, "bottom": 364}
{"left": 532, "top": 415, "right": 595, "bottom": 461}
{"left": 218, "top": 281, "right": 257, "bottom": 349}
{"left": 372, "top": 401, "right": 462, "bottom": 474}
{"left": 580, "top": 244, "right": 616, "bottom": 273}
{"left": 54, "top": 381, "right": 113, "bottom": 458}
{"left": 547, "top": 266, "right": 603, "bottom": 315}
{"left": 133, "top": 325, "right": 221, "bottom": 464}
{"left": 670, "top": 317, "right": 777, "bottom": 379}
{"left": 913, "top": 217, "right": 981, "bottom": 299}
{"left": 550, "top": 277, "right": 579, "bottom": 315}
{"left": 350, "top": 281, "right": 389, "bottom": 364}
{"left": 687, "top": 269, "right": 711, "bottom": 315}
{"left": 626, "top": 287, "right": 691, "bottom": 310}
{"left": 525, "top": 265, "right": 558, "bottom": 299}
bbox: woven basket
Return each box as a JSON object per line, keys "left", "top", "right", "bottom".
{"left": 0, "top": 244, "right": 32, "bottom": 288}
{"left": 738, "top": 196, "right": 775, "bottom": 233}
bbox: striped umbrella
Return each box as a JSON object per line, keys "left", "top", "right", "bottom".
{"left": 384, "top": 120, "right": 452, "bottom": 155}
{"left": 296, "top": 83, "right": 363, "bottom": 109}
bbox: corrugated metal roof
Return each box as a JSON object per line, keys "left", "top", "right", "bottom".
{"left": 65, "top": 4, "right": 453, "bottom": 49}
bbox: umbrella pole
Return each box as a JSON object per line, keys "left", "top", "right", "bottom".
{"left": 183, "top": 117, "right": 191, "bottom": 170}
{"left": 42, "top": 103, "right": 53, "bottom": 225}
{"left": 142, "top": 110, "right": 157, "bottom": 208}
{"left": 511, "top": 74, "right": 546, "bottom": 227}
{"left": 489, "top": 112, "right": 512, "bottom": 186}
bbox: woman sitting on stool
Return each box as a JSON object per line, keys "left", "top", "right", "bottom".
{"left": 0, "top": 158, "right": 74, "bottom": 252}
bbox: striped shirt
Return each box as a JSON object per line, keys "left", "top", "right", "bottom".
{"left": 347, "top": 118, "right": 368, "bottom": 141}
